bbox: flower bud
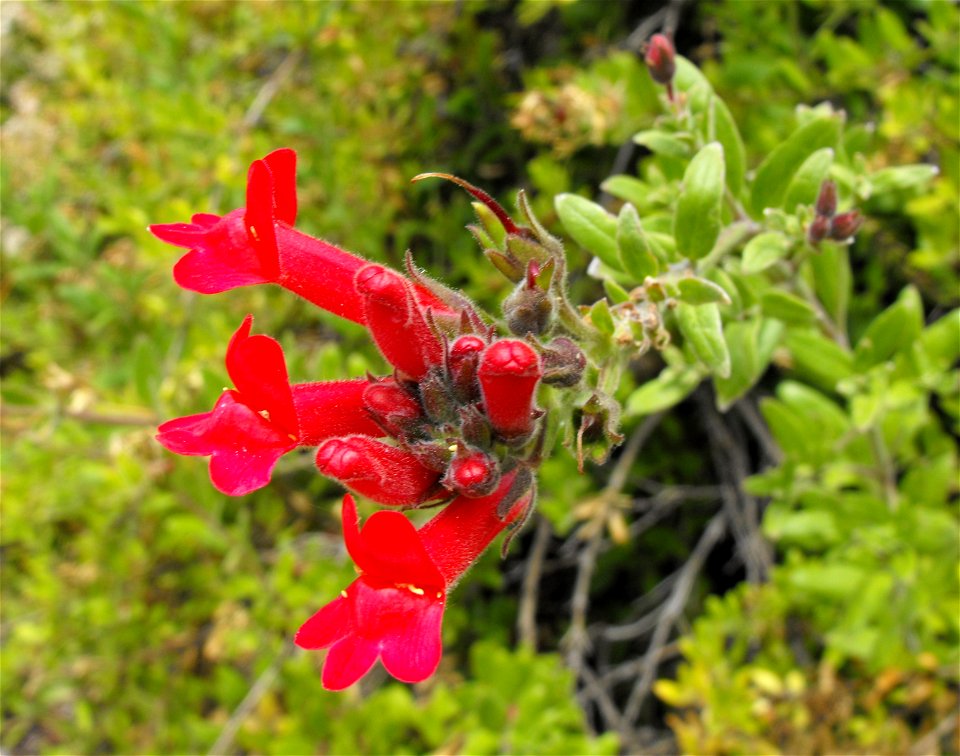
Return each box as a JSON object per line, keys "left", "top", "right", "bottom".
{"left": 829, "top": 210, "right": 863, "bottom": 241}
{"left": 477, "top": 339, "right": 543, "bottom": 441}
{"left": 355, "top": 264, "right": 444, "bottom": 379}
{"left": 448, "top": 334, "right": 486, "bottom": 402}
{"left": 418, "top": 367, "right": 457, "bottom": 425}
{"left": 806, "top": 214, "right": 831, "bottom": 245}
{"left": 815, "top": 179, "right": 838, "bottom": 218}
{"left": 540, "top": 337, "right": 586, "bottom": 387}
{"left": 442, "top": 445, "right": 501, "bottom": 498}
{"left": 644, "top": 34, "right": 676, "bottom": 86}
{"left": 362, "top": 379, "right": 424, "bottom": 438}
{"left": 503, "top": 281, "right": 552, "bottom": 336}
{"left": 316, "top": 436, "right": 441, "bottom": 506}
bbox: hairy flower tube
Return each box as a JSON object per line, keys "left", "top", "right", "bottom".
{"left": 295, "top": 474, "right": 529, "bottom": 690}
{"left": 156, "top": 315, "right": 382, "bottom": 495}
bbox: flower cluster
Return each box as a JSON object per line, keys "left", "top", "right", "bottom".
{"left": 807, "top": 179, "right": 863, "bottom": 244}
{"left": 151, "top": 149, "right": 584, "bottom": 688}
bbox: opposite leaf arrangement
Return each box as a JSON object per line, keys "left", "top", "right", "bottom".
{"left": 150, "top": 148, "right": 602, "bottom": 690}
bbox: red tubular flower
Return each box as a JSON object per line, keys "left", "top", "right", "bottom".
{"left": 150, "top": 149, "right": 449, "bottom": 324}
{"left": 355, "top": 264, "right": 445, "bottom": 379}
{"left": 295, "top": 475, "right": 529, "bottom": 689}
{"left": 157, "top": 316, "right": 382, "bottom": 495}
{"left": 315, "top": 435, "right": 442, "bottom": 506}
{"left": 477, "top": 339, "right": 543, "bottom": 440}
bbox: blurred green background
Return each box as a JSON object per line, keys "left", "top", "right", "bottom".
{"left": 2, "top": 1, "right": 957, "bottom": 754}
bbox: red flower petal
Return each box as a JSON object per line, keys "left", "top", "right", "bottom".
{"left": 321, "top": 634, "right": 379, "bottom": 691}
{"left": 262, "top": 148, "right": 297, "bottom": 225}
{"left": 339, "top": 496, "right": 445, "bottom": 588}
{"left": 157, "top": 392, "right": 296, "bottom": 495}
{"left": 225, "top": 316, "right": 298, "bottom": 438}
{"left": 295, "top": 592, "right": 353, "bottom": 650}
{"left": 379, "top": 593, "right": 444, "bottom": 683}
{"left": 244, "top": 159, "right": 280, "bottom": 279}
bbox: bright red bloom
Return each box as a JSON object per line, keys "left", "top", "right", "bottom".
{"left": 156, "top": 316, "right": 382, "bottom": 495}
{"left": 295, "top": 475, "right": 528, "bottom": 689}
{"left": 150, "top": 149, "right": 452, "bottom": 324}
{"left": 477, "top": 339, "right": 543, "bottom": 440}
{"left": 315, "top": 435, "right": 442, "bottom": 506}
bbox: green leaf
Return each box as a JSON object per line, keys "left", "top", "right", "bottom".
{"left": 626, "top": 365, "right": 702, "bottom": 416}
{"left": 868, "top": 164, "right": 939, "bottom": 196}
{"left": 784, "top": 328, "right": 853, "bottom": 391}
{"left": 588, "top": 298, "right": 615, "bottom": 336}
{"left": 764, "top": 507, "right": 840, "bottom": 550}
{"left": 742, "top": 232, "right": 792, "bottom": 274}
{"left": 782, "top": 147, "right": 834, "bottom": 211}
{"left": 676, "top": 277, "right": 731, "bottom": 305}
{"left": 918, "top": 309, "right": 960, "bottom": 368}
{"left": 633, "top": 129, "right": 691, "bottom": 158}
{"left": 710, "top": 94, "right": 746, "bottom": 196}
{"left": 602, "top": 278, "right": 630, "bottom": 305}
{"left": 714, "top": 318, "right": 784, "bottom": 410}
{"left": 677, "top": 301, "right": 730, "bottom": 378}
{"left": 750, "top": 114, "right": 842, "bottom": 216}
{"left": 555, "top": 194, "right": 621, "bottom": 270}
{"left": 600, "top": 175, "right": 649, "bottom": 210}
{"left": 854, "top": 285, "right": 924, "bottom": 370}
{"left": 616, "top": 203, "right": 660, "bottom": 281}
{"left": 760, "top": 289, "right": 819, "bottom": 324}
{"left": 761, "top": 398, "right": 815, "bottom": 460}
{"left": 806, "top": 243, "right": 851, "bottom": 329}
{"left": 674, "top": 142, "right": 725, "bottom": 260}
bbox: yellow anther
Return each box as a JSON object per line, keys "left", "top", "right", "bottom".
{"left": 340, "top": 590, "right": 348, "bottom": 598}
{"left": 248, "top": 225, "right": 260, "bottom": 241}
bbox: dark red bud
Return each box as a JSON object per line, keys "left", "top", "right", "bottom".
{"left": 807, "top": 214, "right": 831, "bottom": 244}
{"left": 315, "top": 436, "right": 441, "bottom": 506}
{"left": 362, "top": 379, "right": 423, "bottom": 438}
{"left": 478, "top": 339, "right": 543, "bottom": 441}
{"left": 815, "top": 180, "right": 838, "bottom": 218}
{"left": 443, "top": 446, "right": 501, "bottom": 498}
{"left": 645, "top": 34, "right": 676, "bottom": 85}
{"left": 448, "top": 334, "right": 486, "bottom": 402}
{"left": 355, "top": 264, "right": 443, "bottom": 379}
{"left": 541, "top": 337, "right": 586, "bottom": 387}
{"left": 829, "top": 210, "right": 863, "bottom": 241}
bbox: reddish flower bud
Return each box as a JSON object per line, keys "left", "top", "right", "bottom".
{"left": 815, "top": 179, "right": 838, "bottom": 218}
{"left": 442, "top": 445, "right": 501, "bottom": 498}
{"left": 644, "top": 34, "right": 676, "bottom": 86}
{"left": 829, "top": 210, "right": 863, "bottom": 241}
{"left": 355, "top": 264, "right": 444, "bottom": 379}
{"left": 807, "top": 214, "right": 831, "bottom": 245}
{"left": 448, "top": 334, "right": 486, "bottom": 401}
{"left": 316, "top": 436, "right": 441, "bottom": 506}
{"left": 361, "top": 379, "right": 424, "bottom": 438}
{"left": 477, "top": 339, "right": 543, "bottom": 440}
